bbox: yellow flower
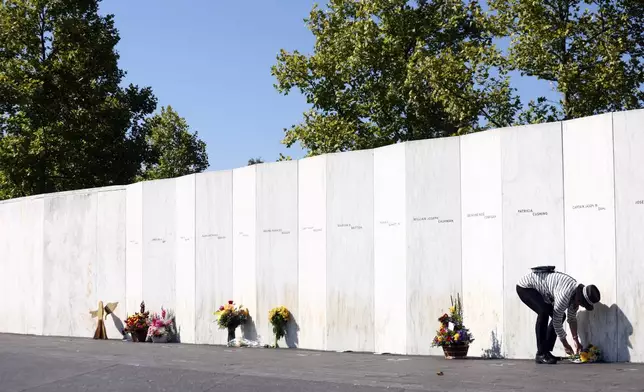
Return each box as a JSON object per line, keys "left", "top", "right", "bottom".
{"left": 449, "top": 306, "right": 456, "bottom": 314}
{"left": 438, "top": 336, "right": 443, "bottom": 342}
{"left": 454, "top": 333, "right": 460, "bottom": 341}
{"left": 579, "top": 352, "right": 589, "bottom": 363}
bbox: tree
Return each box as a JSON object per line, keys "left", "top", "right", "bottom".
{"left": 0, "top": 0, "right": 158, "bottom": 199}
{"left": 247, "top": 157, "right": 264, "bottom": 166}
{"left": 272, "top": 0, "right": 518, "bottom": 157}
{"left": 139, "top": 106, "right": 208, "bottom": 181}
{"left": 490, "top": 0, "right": 644, "bottom": 122}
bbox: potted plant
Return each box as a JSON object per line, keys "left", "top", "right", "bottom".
{"left": 268, "top": 306, "right": 290, "bottom": 348}
{"left": 124, "top": 301, "right": 150, "bottom": 342}
{"left": 148, "top": 307, "right": 178, "bottom": 343}
{"left": 213, "top": 300, "right": 249, "bottom": 343}
{"left": 431, "top": 294, "right": 473, "bottom": 359}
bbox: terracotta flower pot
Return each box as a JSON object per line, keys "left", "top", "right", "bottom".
{"left": 442, "top": 344, "right": 469, "bottom": 359}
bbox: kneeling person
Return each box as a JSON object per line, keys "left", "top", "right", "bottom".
{"left": 516, "top": 269, "right": 600, "bottom": 364}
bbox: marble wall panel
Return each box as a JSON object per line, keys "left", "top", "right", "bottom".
{"left": 373, "top": 144, "right": 406, "bottom": 354}
{"left": 297, "top": 156, "right": 327, "bottom": 351}
{"left": 405, "top": 137, "right": 462, "bottom": 355}
{"left": 195, "top": 171, "right": 234, "bottom": 345}
{"left": 326, "top": 150, "right": 375, "bottom": 352}
{"left": 460, "top": 130, "right": 504, "bottom": 358}
{"left": 256, "top": 162, "right": 299, "bottom": 347}
{"left": 562, "top": 113, "right": 617, "bottom": 362}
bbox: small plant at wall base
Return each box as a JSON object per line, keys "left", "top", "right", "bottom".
{"left": 268, "top": 306, "right": 291, "bottom": 348}
{"left": 125, "top": 302, "right": 151, "bottom": 342}
{"left": 431, "top": 294, "right": 473, "bottom": 359}
{"left": 214, "top": 301, "right": 249, "bottom": 343}
{"left": 148, "top": 307, "right": 178, "bottom": 343}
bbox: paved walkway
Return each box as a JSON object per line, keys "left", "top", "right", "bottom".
{"left": 0, "top": 334, "right": 642, "bottom": 391}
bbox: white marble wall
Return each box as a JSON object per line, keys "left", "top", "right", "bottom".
{"left": 297, "top": 156, "right": 327, "bottom": 351}
{"left": 405, "top": 137, "right": 462, "bottom": 356}
{"left": 232, "top": 166, "right": 258, "bottom": 339}
{"left": 460, "top": 129, "right": 504, "bottom": 358}
{"left": 125, "top": 183, "right": 143, "bottom": 316}
{"left": 43, "top": 192, "right": 99, "bottom": 337}
{"left": 195, "top": 171, "right": 233, "bottom": 345}
{"left": 96, "top": 189, "right": 127, "bottom": 339}
{"left": 2, "top": 109, "right": 644, "bottom": 362}
{"left": 613, "top": 110, "right": 644, "bottom": 363}
{"left": 142, "top": 180, "right": 177, "bottom": 313}
{"left": 256, "top": 161, "right": 299, "bottom": 347}
{"left": 326, "top": 150, "right": 375, "bottom": 352}
{"left": 563, "top": 113, "right": 618, "bottom": 362}
{"left": 175, "top": 175, "right": 196, "bottom": 343}
{"left": 374, "top": 144, "right": 406, "bottom": 355}
{"left": 0, "top": 197, "right": 44, "bottom": 335}
{"left": 501, "top": 123, "right": 566, "bottom": 359}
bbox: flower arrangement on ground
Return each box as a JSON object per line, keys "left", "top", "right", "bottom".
{"left": 214, "top": 300, "right": 249, "bottom": 342}
{"left": 125, "top": 301, "right": 150, "bottom": 342}
{"left": 148, "top": 307, "right": 178, "bottom": 343}
{"left": 571, "top": 344, "right": 602, "bottom": 363}
{"left": 431, "top": 294, "right": 473, "bottom": 359}
{"left": 268, "top": 306, "right": 291, "bottom": 348}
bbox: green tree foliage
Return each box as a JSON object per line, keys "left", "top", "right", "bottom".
{"left": 490, "top": 0, "right": 644, "bottom": 122}
{"left": 247, "top": 157, "right": 264, "bottom": 166}
{"left": 274, "top": 0, "right": 644, "bottom": 156}
{"left": 272, "top": 0, "right": 518, "bottom": 156}
{"left": 0, "top": 0, "right": 208, "bottom": 199}
{"left": 139, "top": 106, "right": 208, "bottom": 181}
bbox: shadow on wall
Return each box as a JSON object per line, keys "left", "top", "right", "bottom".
{"left": 576, "top": 303, "right": 632, "bottom": 362}
{"left": 109, "top": 313, "right": 126, "bottom": 337}
{"left": 481, "top": 330, "right": 504, "bottom": 359}
{"left": 242, "top": 316, "right": 258, "bottom": 341}
{"left": 286, "top": 316, "right": 300, "bottom": 348}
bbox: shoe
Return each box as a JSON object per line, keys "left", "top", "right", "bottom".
{"left": 544, "top": 352, "right": 560, "bottom": 362}
{"left": 535, "top": 353, "right": 558, "bottom": 364}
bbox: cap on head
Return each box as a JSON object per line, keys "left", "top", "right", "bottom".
{"left": 577, "top": 284, "right": 601, "bottom": 310}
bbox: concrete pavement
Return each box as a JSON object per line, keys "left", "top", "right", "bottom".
{"left": 0, "top": 334, "right": 642, "bottom": 391}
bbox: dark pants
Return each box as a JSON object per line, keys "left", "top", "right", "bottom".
{"left": 516, "top": 285, "right": 565, "bottom": 355}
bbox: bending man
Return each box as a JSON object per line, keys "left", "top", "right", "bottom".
{"left": 516, "top": 268, "right": 600, "bottom": 364}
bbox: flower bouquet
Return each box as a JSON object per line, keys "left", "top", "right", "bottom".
{"left": 124, "top": 301, "right": 150, "bottom": 342}
{"left": 148, "top": 307, "right": 178, "bottom": 343}
{"left": 214, "top": 300, "right": 249, "bottom": 343}
{"left": 570, "top": 344, "right": 602, "bottom": 363}
{"left": 431, "top": 294, "right": 474, "bottom": 359}
{"left": 268, "top": 306, "right": 291, "bottom": 348}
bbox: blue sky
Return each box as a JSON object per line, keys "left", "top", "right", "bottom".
{"left": 99, "top": 1, "right": 555, "bottom": 171}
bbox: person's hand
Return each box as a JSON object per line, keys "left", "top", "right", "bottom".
{"left": 561, "top": 338, "right": 574, "bottom": 356}
{"left": 574, "top": 338, "right": 583, "bottom": 354}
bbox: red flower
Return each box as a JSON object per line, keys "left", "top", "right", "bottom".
{"left": 228, "top": 300, "right": 233, "bottom": 305}
{"left": 219, "top": 306, "right": 224, "bottom": 311}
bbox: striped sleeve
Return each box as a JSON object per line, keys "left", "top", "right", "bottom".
{"left": 552, "top": 299, "right": 569, "bottom": 339}
{"left": 552, "top": 277, "right": 578, "bottom": 339}
{"left": 567, "top": 305, "right": 578, "bottom": 324}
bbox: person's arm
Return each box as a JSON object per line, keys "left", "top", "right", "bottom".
{"left": 553, "top": 300, "right": 574, "bottom": 355}
{"left": 567, "top": 306, "right": 582, "bottom": 353}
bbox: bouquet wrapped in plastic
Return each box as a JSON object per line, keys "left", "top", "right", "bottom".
{"left": 571, "top": 344, "right": 602, "bottom": 363}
